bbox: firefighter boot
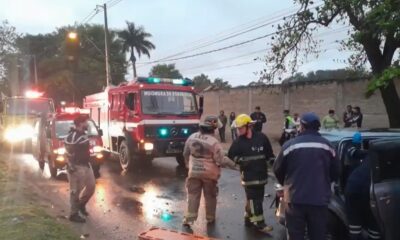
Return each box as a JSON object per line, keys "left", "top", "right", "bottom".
{"left": 69, "top": 213, "right": 86, "bottom": 223}
{"left": 79, "top": 204, "right": 89, "bottom": 216}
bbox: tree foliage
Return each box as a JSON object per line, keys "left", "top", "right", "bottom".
{"left": 16, "top": 24, "right": 127, "bottom": 103}
{"left": 118, "top": 22, "right": 155, "bottom": 78}
{"left": 263, "top": 0, "right": 400, "bottom": 127}
{"left": 213, "top": 77, "right": 231, "bottom": 89}
{"left": 149, "top": 63, "right": 182, "bottom": 78}
{"left": 0, "top": 20, "right": 19, "bottom": 95}
{"left": 192, "top": 73, "right": 211, "bottom": 92}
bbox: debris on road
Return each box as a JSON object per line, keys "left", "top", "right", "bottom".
{"left": 129, "top": 186, "right": 146, "bottom": 194}
{"left": 80, "top": 233, "right": 90, "bottom": 239}
{"left": 139, "top": 227, "right": 218, "bottom": 240}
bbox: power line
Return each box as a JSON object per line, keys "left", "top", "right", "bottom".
{"left": 142, "top": 2, "right": 324, "bottom": 65}
{"left": 180, "top": 48, "right": 268, "bottom": 72}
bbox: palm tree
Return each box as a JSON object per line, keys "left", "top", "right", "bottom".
{"left": 118, "top": 21, "right": 155, "bottom": 78}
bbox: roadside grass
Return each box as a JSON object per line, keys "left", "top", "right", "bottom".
{"left": 0, "top": 154, "right": 78, "bottom": 240}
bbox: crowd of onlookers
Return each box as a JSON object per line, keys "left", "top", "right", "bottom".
{"left": 215, "top": 105, "right": 364, "bottom": 143}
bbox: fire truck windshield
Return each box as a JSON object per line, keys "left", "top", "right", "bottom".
{"left": 141, "top": 90, "right": 197, "bottom": 115}
{"left": 5, "top": 98, "right": 54, "bottom": 116}
{"left": 55, "top": 120, "right": 99, "bottom": 138}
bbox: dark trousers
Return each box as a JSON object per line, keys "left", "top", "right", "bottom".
{"left": 231, "top": 128, "right": 237, "bottom": 141}
{"left": 244, "top": 185, "right": 266, "bottom": 226}
{"left": 219, "top": 127, "right": 226, "bottom": 142}
{"left": 285, "top": 203, "right": 328, "bottom": 240}
{"left": 345, "top": 192, "right": 381, "bottom": 240}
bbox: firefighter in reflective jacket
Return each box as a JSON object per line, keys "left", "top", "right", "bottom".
{"left": 64, "top": 115, "right": 96, "bottom": 223}
{"left": 182, "top": 116, "right": 238, "bottom": 226}
{"left": 228, "top": 114, "right": 275, "bottom": 233}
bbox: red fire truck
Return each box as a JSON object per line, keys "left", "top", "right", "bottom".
{"left": 32, "top": 107, "right": 106, "bottom": 178}
{"left": 83, "top": 77, "right": 203, "bottom": 171}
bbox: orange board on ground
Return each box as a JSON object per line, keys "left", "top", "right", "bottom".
{"left": 138, "top": 227, "right": 219, "bottom": 240}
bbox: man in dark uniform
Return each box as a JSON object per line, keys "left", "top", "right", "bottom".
{"left": 64, "top": 115, "right": 96, "bottom": 223}
{"left": 273, "top": 112, "right": 339, "bottom": 240}
{"left": 345, "top": 133, "right": 381, "bottom": 240}
{"left": 250, "top": 106, "right": 267, "bottom": 133}
{"left": 228, "top": 114, "right": 274, "bottom": 234}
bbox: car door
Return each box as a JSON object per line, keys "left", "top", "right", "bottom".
{"left": 369, "top": 138, "right": 400, "bottom": 240}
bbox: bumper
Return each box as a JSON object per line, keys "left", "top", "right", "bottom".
{"left": 139, "top": 140, "right": 186, "bottom": 157}
{"left": 51, "top": 152, "right": 107, "bottom": 169}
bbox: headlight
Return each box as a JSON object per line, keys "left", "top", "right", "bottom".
{"left": 53, "top": 147, "right": 66, "bottom": 155}
{"left": 144, "top": 142, "right": 154, "bottom": 151}
{"left": 92, "top": 146, "right": 103, "bottom": 153}
{"left": 4, "top": 124, "right": 35, "bottom": 143}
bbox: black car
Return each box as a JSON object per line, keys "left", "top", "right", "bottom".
{"left": 275, "top": 129, "right": 400, "bottom": 240}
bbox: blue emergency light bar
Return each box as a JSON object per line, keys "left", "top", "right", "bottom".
{"left": 137, "top": 77, "right": 193, "bottom": 86}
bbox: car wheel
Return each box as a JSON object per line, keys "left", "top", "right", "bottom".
{"left": 326, "top": 211, "right": 348, "bottom": 240}
{"left": 48, "top": 157, "right": 58, "bottom": 178}
{"left": 119, "top": 140, "right": 134, "bottom": 171}
{"left": 176, "top": 155, "right": 186, "bottom": 168}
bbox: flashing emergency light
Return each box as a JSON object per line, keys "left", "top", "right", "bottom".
{"left": 63, "top": 107, "right": 90, "bottom": 115}
{"left": 159, "top": 128, "right": 168, "bottom": 137}
{"left": 25, "top": 90, "right": 43, "bottom": 98}
{"left": 137, "top": 77, "right": 193, "bottom": 86}
{"left": 182, "top": 128, "right": 189, "bottom": 135}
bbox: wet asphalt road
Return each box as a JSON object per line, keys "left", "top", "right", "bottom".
{"left": 3, "top": 151, "right": 286, "bottom": 240}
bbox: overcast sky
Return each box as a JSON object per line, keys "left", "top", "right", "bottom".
{"left": 0, "top": 0, "right": 352, "bottom": 86}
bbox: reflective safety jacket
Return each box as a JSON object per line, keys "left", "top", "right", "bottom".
{"left": 64, "top": 129, "right": 91, "bottom": 166}
{"left": 228, "top": 131, "right": 274, "bottom": 186}
{"left": 284, "top": 116, "right": 296, "bottom": 130}
{"left": 183, "top": 132, "right": 237, "bottom": 181}
{"left": 273, "top": 130, "right": 339, "bottom": 206}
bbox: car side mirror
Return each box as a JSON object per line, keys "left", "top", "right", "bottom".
{"left": 98, "top": 129, "right": 103, "bottom": 136}
{"left": 199, "top": 95, "right": 204, "bottom": 116}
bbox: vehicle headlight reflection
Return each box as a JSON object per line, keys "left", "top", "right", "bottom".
{"left": 4, "top": 124, "right": 35, "bottom": 143}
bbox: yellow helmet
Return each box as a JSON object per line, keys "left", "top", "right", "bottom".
{"left": 235, "top": 114, "right": 255, "bottom": 128}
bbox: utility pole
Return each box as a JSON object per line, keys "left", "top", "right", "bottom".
{"left": 32, "top": 55, "right": 38, "bottom": 86}
{"left": 101, "top": 3, "right": 111, "bottom": 87}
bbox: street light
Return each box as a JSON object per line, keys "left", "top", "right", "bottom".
{"left": 68, "top": 32, "right": 78, "bottom": 40}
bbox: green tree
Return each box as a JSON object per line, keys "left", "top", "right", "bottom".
{"left": 118, "top": 21, "right": 155, "bottom": 78}
{"left": 0, "top": 20, "right": 19, "bottom": 95}
{"left": 16, "top": 24, "right": 127, "bottom": 103}
{"left": 149, "top": 63, "right": 182, "bottom": 78}
{"left": 213, "top": 77, "right": 231, "bottom": 89}
{"left": 263, "top": 0, "right": 400, "bottom": 127}
{"left": 192, "top": 73, "right": 211, "bottom": 92}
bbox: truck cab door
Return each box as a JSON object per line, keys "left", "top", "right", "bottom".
{"left": 369, "top": 138, "right": 400, "bottom": 240}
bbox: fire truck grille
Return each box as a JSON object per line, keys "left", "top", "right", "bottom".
{"left": 144, "top": 124, "right": 199, "bottom": 139}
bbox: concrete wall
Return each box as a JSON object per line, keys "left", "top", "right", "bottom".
{"left": 203, "top": 79, "right": 400, "bottom": 142}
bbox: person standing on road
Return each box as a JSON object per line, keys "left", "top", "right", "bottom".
{"left": 228, "top": 114, "right": 275, "bottom": 234}
{"left": 218, "top": 110, "right": 227, "bottom": 142}
{"left": 279, "top": 110, "right": 297, "bottom": 146}
{"left": 273, "top": 112, "right": 339, "bottom": 240}
{"left": 182, "top": 116, "right": 237, "bottom": 226}
{"left": 250, "top": 106, "right": 267, "bottom": 133}
{"left": 343, "top": 105, "right": 354, "bottom": 128}
{"left": 350, "top": 106, "right": 363, "bottom": 128}
{"left": 64, "top": 115, "right": 96, "bottom": 223}
{"left": 322, "top": 109, "right": 340, "bottom": 130}
{"left": 229, "top": 112, "right": 237, "bottom": 141}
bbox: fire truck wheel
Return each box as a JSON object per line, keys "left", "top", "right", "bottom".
{"left": 119, "top": 140, "right": 134, "bottom": 171}
{"left": 176, "top": 155, "right": 185, "bottom": 168}
{"left": 48, "top": 158, "right": 58, "bottom": 178}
